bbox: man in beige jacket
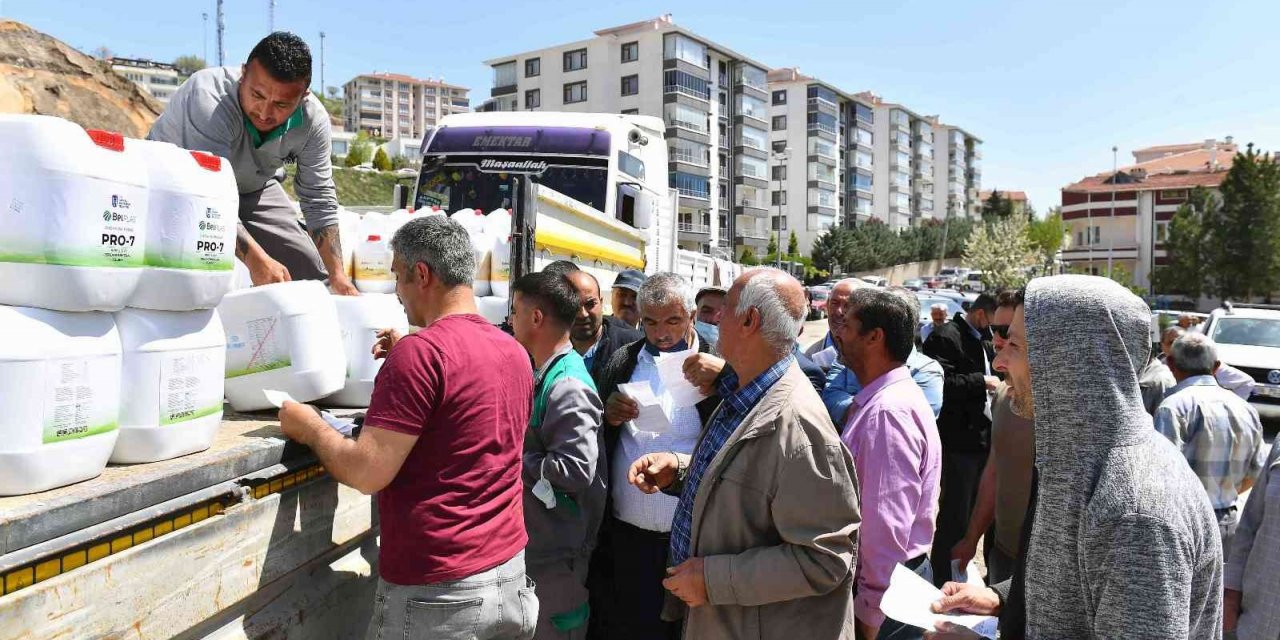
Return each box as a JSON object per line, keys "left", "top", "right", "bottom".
{"left": 628, "top": 267, "right": 862, "bottom": 640}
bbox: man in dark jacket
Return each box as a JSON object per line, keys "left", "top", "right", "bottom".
{"left": 564, "top": 269, "right": 643, "bottom": 384}
{"left": 922, "top": 292, "right": 999, "bottom": 585}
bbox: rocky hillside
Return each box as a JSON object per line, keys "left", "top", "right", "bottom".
{"left": 0, "top": 20, "right": 163, "bottom": 137}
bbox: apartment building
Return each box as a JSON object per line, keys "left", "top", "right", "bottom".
{"left": 1060, "top": 138, "right": 1235, "bottom": 289}
{"left": 766, "top": 68, "right": 877, "bottom": 255}
{"left": 111, "top": 58, "right": 182, "bottom": 104}
{"left": 342, "top": 73, "right": 470, "bottom": 140}
{"left": 935, "top": 123, "right": 983, "bottom": 220}
{"left": 481, "top": 14, "right": 774, "bottom": 259}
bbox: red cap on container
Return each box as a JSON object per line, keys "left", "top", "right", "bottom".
{"left": 190, "top": 150, "right": 223, "bottom": 172}
{"left": 367, "top": 235, "right": 382, "bottom": 241}
{"left": 86, "top": 129, "right": 125, "bottom": 152}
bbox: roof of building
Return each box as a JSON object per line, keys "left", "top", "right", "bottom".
{"left": 347, "top": 72, "right": 468, "bottom": 91}
{"left": 484, "top": 14, "right": 772, "bottom": 72}
{"left": 109, "top": 57, "right": 177, "bottom": 71}
{"left": 1063, "top": 143, "right": 1235, "bottom": 194}
{"left": 767, "top": 67, "right": 872, "bottom": 105}
{"left": 978, "top": 190, "right": 1028, "bottom": 202}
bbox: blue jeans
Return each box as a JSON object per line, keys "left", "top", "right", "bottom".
{"left": 366, "top": 551, "right": 538, "bottom": 640}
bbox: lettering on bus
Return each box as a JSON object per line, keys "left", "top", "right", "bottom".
{"left": 473, "top": 135, "right": 534, "bottom": 149}
{"left": 479, "top": 159, "right": 549, "bottom": 173}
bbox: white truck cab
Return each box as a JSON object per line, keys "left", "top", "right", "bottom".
{"left": 1198, "top": 302, "right": 1280, "bottom": 421}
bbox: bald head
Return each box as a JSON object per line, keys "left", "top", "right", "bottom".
{"left": 720, "top": 268, "right": 806, "bottom": 365}
{"left": 828, "top": 277, "right": 868, "bottom": 334}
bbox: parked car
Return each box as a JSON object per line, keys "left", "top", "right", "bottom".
{"left": 902, "top": 278, "right": 925, "bottom": 291}
{"left": 862, "top": 276, "right": 888, "bottom": 288}
{"left": 915, "top": 293, "right": 965, "bottom": 323}
{"left": 1197, "top": 303, "right": 1280, "bottom": 420}
{"left": 962, "top": 271, "right": 986, "bottom": 293}
{"left": 808, "top": 287, "right": 830, "bottom": 320}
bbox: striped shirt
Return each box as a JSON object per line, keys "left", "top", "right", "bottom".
{"left": 669, "top": 355, "right": 794, "bottom": 566}
{"left": 1153, "top": 375, "right": 1266, "bottom": 510}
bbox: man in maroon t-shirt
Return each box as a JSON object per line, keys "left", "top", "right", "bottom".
{"left": 281, "top": 216, "right": 537, "bottom": 640}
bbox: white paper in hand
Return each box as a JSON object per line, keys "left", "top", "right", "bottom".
{"left": 264, "top": 389, "right": 298, "bottom": 409}
{"left": 618, "top": 381, "right": 671, "bottom": 434}
{"left": 811, "top": 346, "right": 839, "bottom": 370}
{"left": 654, "top": 349, "right": 708, "bottom": 408}
{"left": 319, "top": 411, "right": 357, "bottom": 437}
{"left": 880, "top": 564, "right": 997, "bottom": 638}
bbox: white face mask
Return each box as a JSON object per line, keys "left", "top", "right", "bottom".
{"left": 532, "top": 474, "right": 557, "bottom": 510}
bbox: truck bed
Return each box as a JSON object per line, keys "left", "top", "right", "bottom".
{"left": 0, "top": 409, "right": 378, "bottom": 639}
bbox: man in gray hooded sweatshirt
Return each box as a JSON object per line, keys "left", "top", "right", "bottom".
{"left": 930, "top": 275, "right": 1222, "bottom": 640}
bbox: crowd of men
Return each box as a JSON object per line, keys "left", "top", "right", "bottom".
{"left": 276, "top": 215, "right": 1280, "bottom": 640}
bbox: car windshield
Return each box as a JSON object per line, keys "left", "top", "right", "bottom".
{"left": 415, "top": 156, "right": 608, "bottom": 212}
{"left": 811, "top": 290, "right": 829, "bottom": 300}
{"left": 1210, "top": 317, "right": 1280, "bottom": 349}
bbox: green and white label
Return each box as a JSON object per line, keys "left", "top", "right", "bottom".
{"left": 225, "top": 314, "right": 292, "bottom": 379}
{"left": 43, "top": 356, "right": 119, "bottom": 443}
{"left": 0, "top": 172, "right": 146, "bottom": 268}
{"left": 143, "top": 190, "right": 236, "bottom": 271}
{"left": 159, "top": 349, "right": 224, "bottom": 425}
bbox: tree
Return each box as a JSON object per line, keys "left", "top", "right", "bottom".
{"left": 982, "top": 190, "right": 1014, "bottom": 219}
{"left": 372, "top": 147, "right": 393, "bottom": 172}
{"left": 172, "top": 55, "right": 206, "bottom": 77}
{"left": 739, "top": 248, "right": 759, "bottom": 266}
{"left": 787, "top": 231, "right": 799, "bottom": 257}
{"left": 326, "top": 86, "right": 340, "bottom": 99}
{"left": 963, "top": 215, "right": 1039, "bottom": 290}
{"left": 93, "top": 46, "right": 113, "bottom": 60}
{"left": 1205, "top": 144, "right": 1280, "bottom": 300}
{"left": 811, "top": 227, "right": 855, "bottom": 274}
{"left": 1026, "top": 208, "right": 1067, "bottom": 271}
{"left": 767, "top": 233, "right": 778, "bottom": 257}
{"left": 343, "top": 132, "right": 373, "bottom": 167}
{"left": 1151, "top": 187, "right": 1213, "bottom": 298}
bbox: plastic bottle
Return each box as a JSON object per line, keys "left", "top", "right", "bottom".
{"left": 487, "top": 208, "right": 514, "bottom": 298}
{"left": 354, "top": 212, "right": 395, "bottom": 294}
{"left": 111, "top": 308, "right": 226, "bottom": 463}
{"left": 129, "top": 139, "right": 239, "bottom": 311}
{"left": 336, "top": 208, "right": 363, "bottom": 281}
{"left": 0, "top": 306, "right": 121, "bottom": 495}
{"left": 0, "top": 115, "right": 149, "bottom": 312}
{"left": 321, "top": 294, "right": 411, "bottom": 407}
{"left": 450, "top": 209, "right": 493, "bottom": 296}
{"left": 217, "top": 281, "right": 346, "bottom": 412}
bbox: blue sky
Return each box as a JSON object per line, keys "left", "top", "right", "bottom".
{"left": 7, "top": 0, "right": 1279, "bottom": 213}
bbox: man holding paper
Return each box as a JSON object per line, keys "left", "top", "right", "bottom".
{"left": 589, "top": 272, "right": 718, "bottom": 640}
{"left": 627, "top": 268, "right": 862, "bottom": 639}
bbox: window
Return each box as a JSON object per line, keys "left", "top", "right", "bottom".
{"left": 664, "top": 102, "right": 709, "bottom": 133}
{"left": 772, "top": 115, "right": 787, "bottom": 131}
{"left": 855, "top": 197, "right": 873, "bottom": 215}
{"left": 852, "top": 173, "right": 873, "bottom": 192}
{"left": 809, "top": 163, "right": 837, "bottom": 184}
{"left": 738, "top": 155, "right": 768, "bottom": 179}
{"left": 621, "top": 41, "right": 639, "bottom": 63}
{"left": 619, "top": 151, "right": 646, "bottom": 180}
{"left": 664, "top": 70, "right": 710, "bottom": 100}
{"left": 740, "top": 185, "right": 766, "bottom": 208}
{"left": 671, "top": 171, "right": 710, "bottom": 199}
{"left": 1160, "top": 189, "right": 1189, "bottom": 201}
{"left": 1155, "top": 221, "right": 1170, "bottom": 244}
{"left": 563, "top": 81, "right": 587, "bottom": 104}
{"left": 808, "top": 138, "right": 836, "bottom": 159}
{"left": 622, "top": 108, "right": 639, "bottom": 115}
{"left": 772, "top": 215, "right": 788, "bottom": 231}
{"left": 738, "top": 94, "right": 767, "bottom": 122}
{"left": 772, "top": 191, "right": 787, "bottom": 205}
{"left": 772, "top": 90, "right": 787, "bottom": 106}
{"left": 738, "top": 125, "right": 768, "bottom": 151}
{"left": 524, "top": 89, "right": 540, "bottom": 109}
{"left": 772, "top": 141, "right": 788, "bottom": 154}
{"left": 807, "top": 85, "right": 838, "bottom": 105}
{"left": 735, "top": 65, "right": 767, "bottom": 91}
{"left": 621, "top": 75, "right": 639, "bottom": 96}
{"left": 669, "top": 138, "right": 710, "bottom": 167}
{"left": 524, "top": 58, "right": 540, "bottom": 77}
{"left": 855, "top": 103, "right": 874, "bottom": 124}
{"left": 493, "top": 62, "right": 516, "bottom": 88}
{"left": 563, "top": 48, "right": 588, "bottom": 72}
{"left": 663, "top": 34, "right": 707, "bottom": 68}
{"left": 772, "top": 165, "right": 787, "bottom": 181}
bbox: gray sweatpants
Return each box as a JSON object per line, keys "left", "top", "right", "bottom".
{"left": 365, "top": 551, "right": 537, "bottom": 640}
{"left": 239, "top": 181, "right": 329, "bottom": 282}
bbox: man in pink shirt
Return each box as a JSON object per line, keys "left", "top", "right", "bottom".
{"left": 834, "top": 287, "right": 942, "bottom": 640}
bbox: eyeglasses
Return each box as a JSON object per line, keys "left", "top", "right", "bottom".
{"left": 991, "top": 324, "right": 1010, "bottom": 340}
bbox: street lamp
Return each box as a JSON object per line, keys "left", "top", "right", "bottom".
{"left": 773, "top": 147, "right": 790, "bottom": 270}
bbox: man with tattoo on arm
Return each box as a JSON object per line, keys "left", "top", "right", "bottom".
{"left": 149, "top": 31, "right": 358, "bottom": 295}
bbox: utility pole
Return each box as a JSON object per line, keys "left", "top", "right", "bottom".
{"left": 268, "top": 0, "right": 277, "bottom": 33}
{"left": 202, "top": 12, "right": 209, "bottom": 63}
{"left": 773, "top": 148, "right": 790, "bottom": 271}
{"left": 319, "top": 31, "right": 326, "bottom": 93}
{"left": 216, "top": 0, "right": 225, "bottom": 66}
{"left": 1109, "top": 145, "right": 1117, "bottom": 278}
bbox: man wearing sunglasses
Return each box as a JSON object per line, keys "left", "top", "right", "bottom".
{"left": 922, "top": 291, "right": 999, "bottom": 586}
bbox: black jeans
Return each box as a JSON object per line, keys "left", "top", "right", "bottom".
{"left": 585, "top": 517, "right": 682, "bottom": 640}
{"left": 931, "top": 450, "right": 988, "bottom": 586}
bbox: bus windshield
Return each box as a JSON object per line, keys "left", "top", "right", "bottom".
{"left": 414, "top": 156, "right": 609, "bottom": 213}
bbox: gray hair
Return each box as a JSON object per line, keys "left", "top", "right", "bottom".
{"left": 637, "top": 272, "right": 695, "bottom": 315}
{"left": 390, "top": 216, "right": 476, "bottom": 287}
{"left": 1171, "top": 333, "right": 1218, "bottom": 376}
{"left": 888, "top": 286, "right": 922, "bottom": 320}
{"left": 735, "top": 268, "right": 805, "bottom": 352}
{"left": 930, "top": 303, "right": 949, "bottom": 313}
{"left": 1163, "top": 325, "right": 1187, "bottom": 341}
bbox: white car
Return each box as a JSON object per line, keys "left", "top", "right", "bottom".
{"left": 1198, "top": 304, "right": 1280, "bottom": 421}
{"left": 861, "top": 276, "right": 888, "bottom": 287}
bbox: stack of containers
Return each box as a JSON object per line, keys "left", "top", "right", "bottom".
{"left": 0, "top": 115, "right": 246, "bottom": 495}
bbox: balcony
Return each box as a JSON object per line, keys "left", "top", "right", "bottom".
{"left": 807, "top": 121, "right": 837, "bottom": 136}
{"left": 679, "top": 222, "right": 712, "bottom": 236}
{"left": 491, "top": 84, "right": 517, "bottom": 97}
{"left": 677, "top": 186, "right": 710, "bottom": 200}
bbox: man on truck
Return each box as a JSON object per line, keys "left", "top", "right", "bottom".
{"left": 148, "top": 31, "right": 358, "bottom": 295}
